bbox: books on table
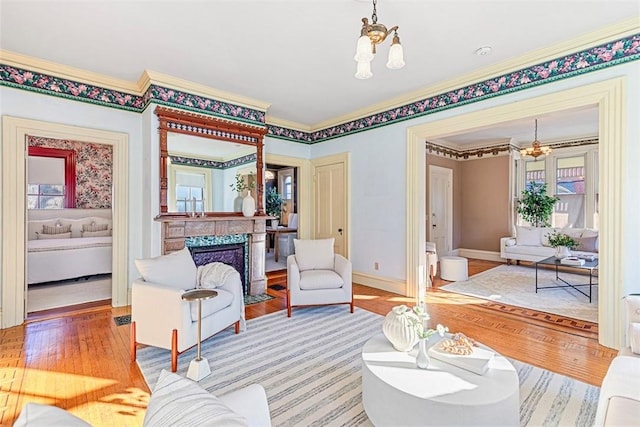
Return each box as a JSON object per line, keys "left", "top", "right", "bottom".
{"left": 560, "top": 256, "right": 586, "bottom": 266}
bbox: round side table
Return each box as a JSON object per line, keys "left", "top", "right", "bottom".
{"left": 181, "top": 288, "right": 218, "bottom": 381}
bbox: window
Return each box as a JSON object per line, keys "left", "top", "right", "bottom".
{"left": 175, "top": 171, "right": 206, "bottom": 212}
{"left": 554, "top": 155, "right": 586, "bottom": 228}
{"left": 27, "top": 184, "right": 65, "bottom": 209}
{"left": 525, "top": 160, "right": 545, "bottom": 186}
{"left": 284, "top": 176, "right": 292, "bottom": 200}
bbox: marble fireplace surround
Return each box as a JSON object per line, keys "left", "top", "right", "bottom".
{"left": 156, "top": 216, "right": 267, "bottom": 295}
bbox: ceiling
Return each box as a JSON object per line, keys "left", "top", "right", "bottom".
{"left": 1, "top": 0, "right": 638, "bottom": 146}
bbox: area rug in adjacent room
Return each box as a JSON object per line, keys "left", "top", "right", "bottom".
{"left": 440, "top": 264, "right": 598, "bottom": 323}
{"left": 136, "top": 306, "right": 599, "bottom": 427}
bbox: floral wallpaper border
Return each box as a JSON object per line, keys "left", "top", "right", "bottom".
{"left": 2, "top": 34, "right": 638, "bottom": 143}
{"left": 426, "top": 137, "right": 600, "bottom": 161}
{"left": 170, "top": 152, "right": 257, "bottom": 169}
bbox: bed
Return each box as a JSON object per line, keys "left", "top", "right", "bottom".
{"left": 27, "top": 213, "right": 112, "bottom": 285}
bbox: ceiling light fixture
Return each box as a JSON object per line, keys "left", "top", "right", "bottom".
{"left": 520, "top": 119, "right": 552, "bottom": 159}
{"left": 354, "top": 0, "right": 404, "bottom": 79}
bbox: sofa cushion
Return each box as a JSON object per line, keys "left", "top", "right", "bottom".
{"left": 576, "top": 235, "right": 598, "bottom": 252}
{"left": 630, "top": 323, "right": 640, "bottom": 355}
{"left": 294, "top": 238, "right": 334, "bottom": 271}
{"left": 299, "top": 269, "right": 344, "bottom": 290}
{"left": 539, "top": 227, "right": 560, "bottom": 247}
{"left": 36, "top": 231, "right": 72, "bottom": 240}
{"left": 143, "top": 369, "right": 248, "bottom": 427}
{"left": 515, "top": 226, "right": 540, "bottom": 246}
{"left": 13, "top": 403, "right": 91, "bottom": 427}
{"left": 134, "top": 247, "right": 197, "bottom": 290}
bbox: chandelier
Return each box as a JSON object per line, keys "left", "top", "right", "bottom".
{"left": 354, "top": 0, "right": 404, "bottom": 79}
{"left": 520, "top": 119, "right": 551, "bottom": 159}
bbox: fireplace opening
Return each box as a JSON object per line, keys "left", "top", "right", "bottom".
{"left": 188, "top": 243, "right": 247, "bottom": 294}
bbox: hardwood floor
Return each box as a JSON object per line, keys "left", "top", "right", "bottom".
{"left": 0, "top": 259, "right": 617, "bottom": 426}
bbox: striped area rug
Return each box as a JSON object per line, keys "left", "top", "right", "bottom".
{"left": 136, "top": 306, "right": 599, "bottom": 426}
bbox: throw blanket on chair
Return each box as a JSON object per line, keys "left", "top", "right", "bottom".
{"left": 197, "top": 262, "right": 237, "bottom": 289}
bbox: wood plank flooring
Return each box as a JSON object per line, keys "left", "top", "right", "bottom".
{"left": 0, "top": 259, "right": 617, "bottom": 426}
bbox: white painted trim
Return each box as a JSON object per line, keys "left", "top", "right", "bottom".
{"left": 353, "top": 272, "right": 405, "bottom": 296}
{"left": 406, "top": 131, "right": 426, "bottom": 298}
{"left": 428, "top": 165, "right": 453, "bottom": 255}
{"left": 407, "top": 78, "right": 626, "bottom": 349}
{"left": 310, "top": 152, "right": 351, "bottom": 259}
{"left": 265, "top": 153, "right": 311, "bottom": 240}
{"left": 1, "top": 117, "right": 129, "bottom": 329}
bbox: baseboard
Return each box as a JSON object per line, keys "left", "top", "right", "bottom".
{"left": 456, "top": 248, "right": 504, "bottom": 263}
{"left": 353, "top": 272, "right": 406, "bottom": 296}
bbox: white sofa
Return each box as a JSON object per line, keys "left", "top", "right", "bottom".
{"left": 594, "top": 295, "right": 640, "bottom": 426}
{"left": 500, "top": 225, "right": 599, "bottom": 264}
{"left": 14, "top": 370, "right": 271, "bottom": 427}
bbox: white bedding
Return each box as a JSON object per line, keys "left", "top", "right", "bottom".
{"left": 27, "top": 237, "right": 112, "bottom": 285}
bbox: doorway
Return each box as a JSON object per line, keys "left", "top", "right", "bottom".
{"left": 265, "top": 163, "right": 299, "bottom": 272}
{"left": 1, "top": 116, "right": 129, "bottom": 329}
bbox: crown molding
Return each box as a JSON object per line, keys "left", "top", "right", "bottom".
{"left": 265, "top": 115, "right": 311, "bottom": 133}
{"left": 0, "top": 49, "right": 140, "bottom": 94}
{"left": 142, "top": 70, "right": 270, "bottom": 112}
{"left": 313, "top": 17, "right": 640, "bottom": 131}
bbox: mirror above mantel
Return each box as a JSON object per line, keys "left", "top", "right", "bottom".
{"left": 155, "top": 106, "right": 268, "bottom": 217}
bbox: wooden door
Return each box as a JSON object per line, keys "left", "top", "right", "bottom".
{"left": 313, "top": 157, "right": 348, "bottom": 257}
{"left": 429, "top": 165, "right": 452, "bottom": 255}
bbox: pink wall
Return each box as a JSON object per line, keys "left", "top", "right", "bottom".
{"left": 28, "top": 136, "right": 113, "bottom": 209}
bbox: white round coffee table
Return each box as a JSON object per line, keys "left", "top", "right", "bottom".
{"left": 361, "top": 333, "right": 519, "bottom": 426}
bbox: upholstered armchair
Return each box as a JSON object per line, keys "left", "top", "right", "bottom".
{"left": 286, "top": 238, "right": 353, "bottom": 317}
{"left": 426, "top": 241, "right": 438, "bottom": 283}
{"left": 130, "top": 247, "right": 245, "bottom": 372}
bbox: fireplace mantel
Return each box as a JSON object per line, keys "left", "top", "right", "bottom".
{"left": 155, "top": 215, "right": 268, "bottom": 295}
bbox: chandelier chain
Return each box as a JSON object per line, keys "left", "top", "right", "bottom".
{"left": 372, "top": 0, "right": 378, "bottom": 24}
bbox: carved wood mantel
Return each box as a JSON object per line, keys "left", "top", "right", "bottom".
{"left": 156, "top": 215, "right": 267, "bottom": 295}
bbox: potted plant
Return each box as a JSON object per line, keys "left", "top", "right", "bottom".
{"left": 546, "top": 231, "right": 578, "bottom": 258}
{"left": 265, "top": 187, "right": 284, "bottom": 228}
{"left": 516, "top": 182, "right": 558, "bottom": 227}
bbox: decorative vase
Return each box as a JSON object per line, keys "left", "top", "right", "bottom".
{"left": 233, "top": 194, "right": 243, "bottom": 212}
{"left": 242, "top": 193, "right": 255, "bottom": 217}
{"left": 555, "top": 245, "right": 571, "bottom": 259}
{"left": 416, "top": 338, "right": 430, "bottom": 369}
{"left": 382, "top": 305, "right": 419, "bottom": 352}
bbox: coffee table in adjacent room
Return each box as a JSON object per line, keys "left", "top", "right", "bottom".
{"left": 361, "top": 333, "right": 519, "bottom": 427}
{"left": 535, "top": 256, "right": 599, "bottom": 302}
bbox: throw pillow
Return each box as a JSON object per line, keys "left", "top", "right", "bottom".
{"left": 293, "top": 238, "right": 335, "bottom": 271}
{"left": 82, "top": 222, "right": 109, "bottom": 232}
{"left": 143, "top": 370, "right": 248, "bottom": 427}
{"left": 515, "top": 226, "right": 540, "bottom": 246}
{"left": 42, "top": 224, "right": 72, "bottom": 235}
{"left": 36, "top": 231, "right": 72, "bottom": 240}
{"left": 539, "top": 227, "right": 560, "bottom": 247}
{"left": 81, "top": 229, "right": 112, "bottom": 238}
{"left": 576, "top": 235, "right": 598, "bottom": 252}
{"left": 13, "top": 403, "right": 91, "bottom": 427}
{"left": 134, "top": 247, "right": 197, "bottom": 290}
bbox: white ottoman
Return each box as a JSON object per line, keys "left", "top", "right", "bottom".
{"left": 440, "top": 256, "right": 468, "bottom": 281}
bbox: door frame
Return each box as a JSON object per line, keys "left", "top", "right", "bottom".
{"left": 428, "top": 165, "right": 453, "bottom": 256}
{"left": 310, "top": 152, "right": 351, "bottom": 259}
{"left": 406, "top": 78, "right": 626, "bottom": 349}
{"left": 265, "top": 153, "right": 311, "bottom": 240}
{"left": 1, "top": 116, "right": 129, "bottom": 328}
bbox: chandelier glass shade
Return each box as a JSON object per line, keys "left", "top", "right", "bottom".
{"left": 520, "top": 119, "right": 551, "bottom": 159}
{"left": 354, "top": 0, "right": 404, "bottom": 79}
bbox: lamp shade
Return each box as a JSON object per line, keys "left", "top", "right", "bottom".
{"left": 355, "top": 60, "right": 373, "bottom": 79}
{"left": 386, "top": 41, "right": 405, "bottom": 69}
{"left": 354, "top": 35, "right": 374, "bottom": 62}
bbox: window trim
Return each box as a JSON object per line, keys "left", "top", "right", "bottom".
{"left": 28, "top": 146, "right": 76, "bottom": 208}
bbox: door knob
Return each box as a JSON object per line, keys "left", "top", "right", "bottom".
{"left": 338, "top": 228, "right": 343, "bottom": 235}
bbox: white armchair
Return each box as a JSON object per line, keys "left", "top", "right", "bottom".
{"left": 426, "top": 241, "right": 438, "bottom": 283}
{"left": 286, "top": 238, "right": 353, "bottom": 317}
{"left": 130, "top": 247, "right": 245, "bottom": 372}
